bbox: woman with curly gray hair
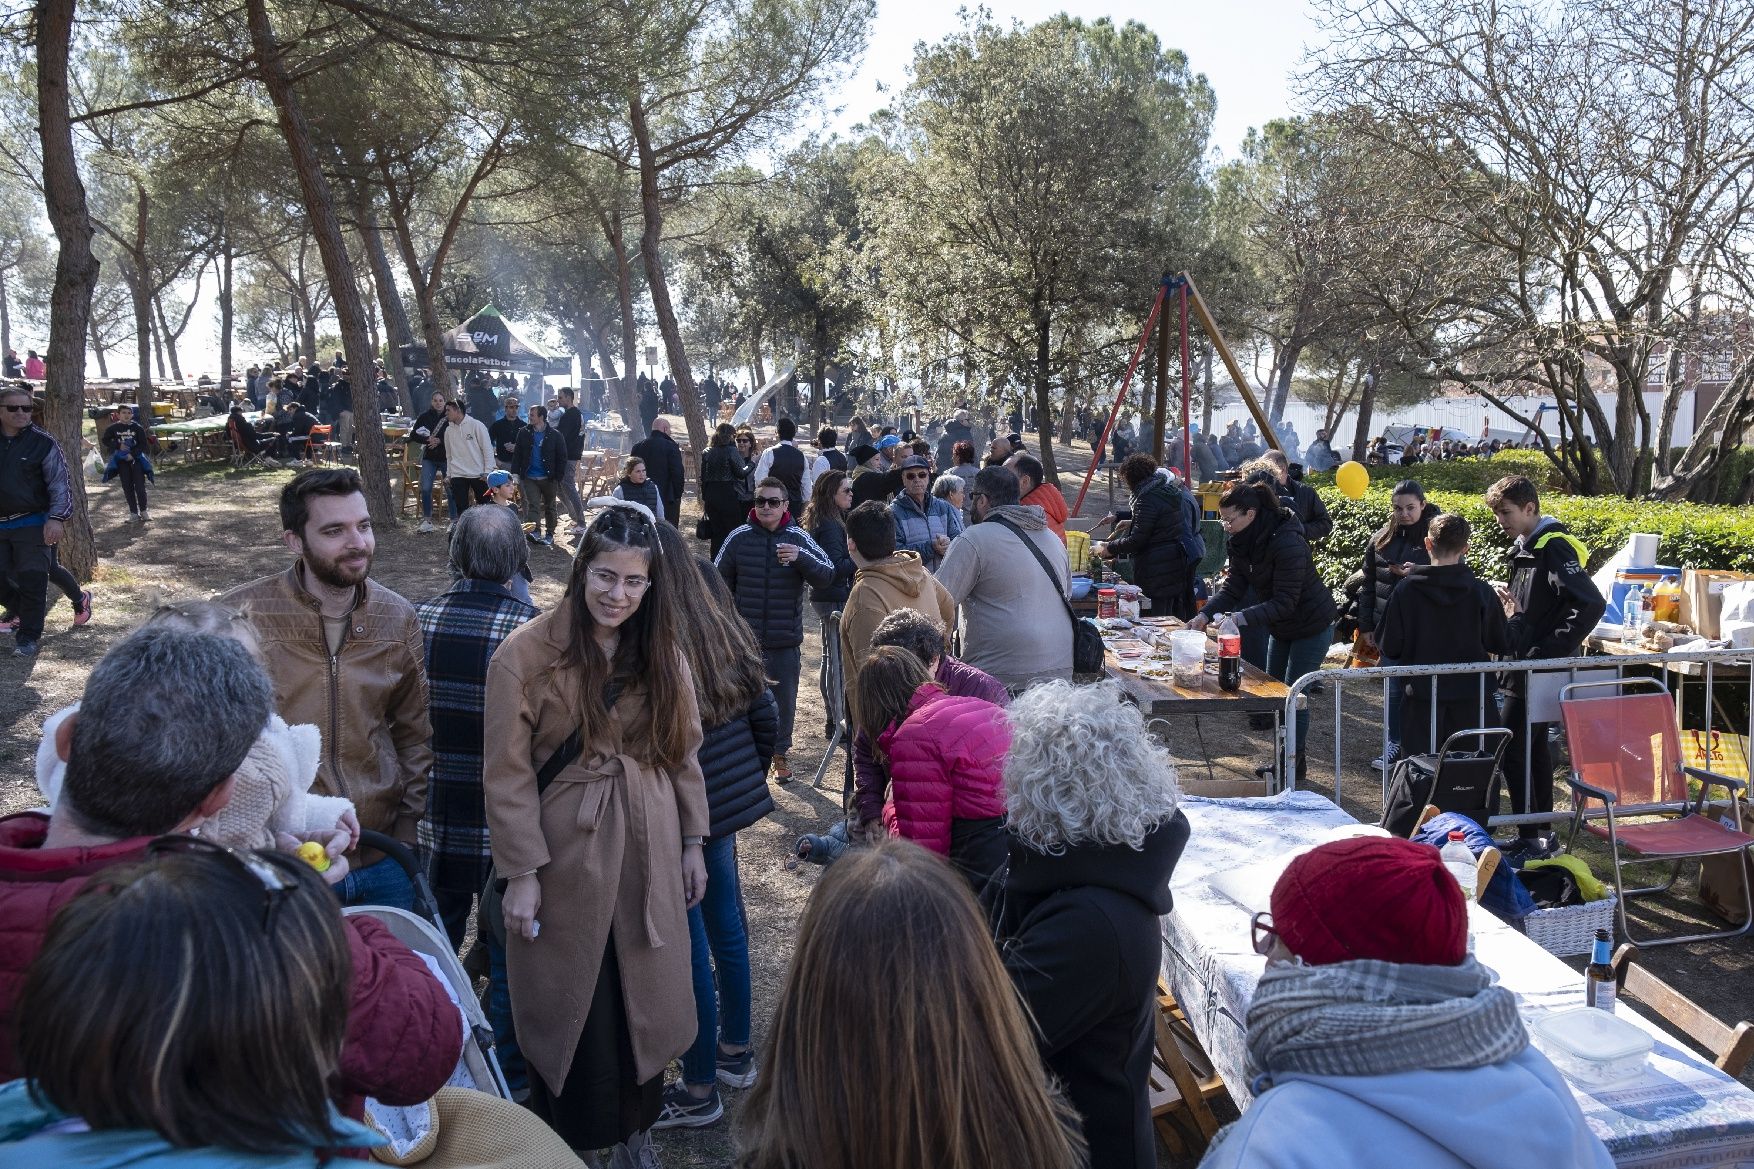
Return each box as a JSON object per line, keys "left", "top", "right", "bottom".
{"left": 990, "top": 680, "right": 1190, "bottom": 1169}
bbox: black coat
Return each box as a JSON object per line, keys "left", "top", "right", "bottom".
{"left": 1286, "top": 479, "right": 1332, "bottom": 542}
{"left": 1358, "top": 502, "right": 1440, "bottom": 634}
{"left": 1106, "top": 474, "right": 1190, "bottom": 614}
{"left": 991, "top": 812, "right": 1190, "bottom": 1169}
{"left": 1208, "top": 507, "right": 1336, "bottom": 642}
{"left": 554, "top": 405, "right": 585, "bottom": 459}
{"left": 411, "top": 409, "right": 448, "bottom": 466}
{"left": 698, "top": 689, "right": 779, "bottom": 839}
{"left": 808, "top": 516, "right": 856, "bottom": 605}
{"left": 510, "top": 426, "right": 565, "bottom": 480}
{"left": 630, "top": 430, "right": 686, "bottom": 507}
{"left": 850, "top": 466, "right": 899, "bottom": 505}
{"left": 1379, "top": 563, "right": 1512, "bottom": 753}
{"left": 714, "top": 516, "right": 836, "bottom": 648}
{"left": 488, "top": 415, "right": 525, "bottom": 462}
{"left": 1504, "top": 520, "right": 1607, "bottom": 664}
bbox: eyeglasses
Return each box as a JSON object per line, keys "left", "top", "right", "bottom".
{"left": 755, "top": 496, "right": 786, "bottom": 508}
{"left": 0, "top": 403, "right": 31, "bottom": 413}
{"left": 588, "top": 566, "right": 650, "bottom": 594}
{"left": 147, "top": 835, "right": 301, "bottom": 933}
{"left": 1250, "top": 911, "right": 1279, "bottom": 957}
{"left": 903, "top": 471, "right": 929, "bottom": 481}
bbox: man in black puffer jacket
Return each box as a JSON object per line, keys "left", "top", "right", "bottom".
{"left": 714, "top": 477, "right": 835, "bottom": 782}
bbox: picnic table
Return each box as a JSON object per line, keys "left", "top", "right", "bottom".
{"left": 1101, "top": 617, "right": 1290, "bottom": 788}
{"left": 1162, "top": 790, "right": 1754, "bottom": 1167}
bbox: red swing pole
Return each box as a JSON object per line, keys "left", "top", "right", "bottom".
{"left": 1180, "top": 281, "right": 1192, "bottom": 480}
{"left": 1071, "top": 275, "right": 1174, "bottom": 517}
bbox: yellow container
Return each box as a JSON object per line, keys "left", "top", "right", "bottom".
{"left": 1067, "top": 529, "right": 1091, "bottom": 575}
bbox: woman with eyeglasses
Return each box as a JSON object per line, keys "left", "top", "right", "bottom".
{"left": 1210, "top": 836, "right": 1614, "bottom": 1169}
{"left": 3, "top": 846, "right": 380, "bottom": 1164}
{"left": 483, "top": 504, "right": 709, "bottom": 1165}
{"left": 700, "top": 423, "right": 752, "bottom": 557}
{"left": 1187, "top": 481, "right": 1336, "bottom": 781}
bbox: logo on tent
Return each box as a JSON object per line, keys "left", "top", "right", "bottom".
{"left": 470, "top": 332, "right": 500, "bottom": 345}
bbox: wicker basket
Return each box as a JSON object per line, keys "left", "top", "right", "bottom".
{"left": 1522, "top": 893, "right": 1619, "bottom": 957}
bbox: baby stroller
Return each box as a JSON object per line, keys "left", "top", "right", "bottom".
{"left": 349, "top": 831, "right": 511, "bottom": 1101}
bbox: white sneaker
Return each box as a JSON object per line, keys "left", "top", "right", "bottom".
{"left": 417, "top": 519, "right": 435, "bottom": 533}
{"left": 138, "top": 511, "right": 151, "bottom": 525}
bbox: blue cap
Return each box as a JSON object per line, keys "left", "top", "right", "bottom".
{"left": 486, "top": 469, "right": 512, "bottom": 489}
{"left": 876, "top": 434, "right": 902, "bottom": 450}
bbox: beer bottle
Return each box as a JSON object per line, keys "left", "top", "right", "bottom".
{"left": 1585, "top": 928, "right": 1616, "bottom": 1012}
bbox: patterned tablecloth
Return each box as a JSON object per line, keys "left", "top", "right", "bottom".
{"left": 1163, "top": 790, "right": 1754, "bottom": 1169}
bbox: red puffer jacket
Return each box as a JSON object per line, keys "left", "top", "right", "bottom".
{"left": 0, "top": 812, "right": 462, "bottom": 1125}
{"left": 876, "top": 685, "right": 1009, "bottom": 855}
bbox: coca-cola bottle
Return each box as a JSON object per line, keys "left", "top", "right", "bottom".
{"left": 1217, "top": 613, "right": 1242, "bottom": 692}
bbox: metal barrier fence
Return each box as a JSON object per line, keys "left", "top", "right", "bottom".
{"left": 1280, "top": 646, "right": 1753, "bottom": 828}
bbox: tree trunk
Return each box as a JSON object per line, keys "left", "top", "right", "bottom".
{"left": 148, "top": 305, "right": 166, "bottom": 380}
{"left": 354, "top": 199, "right": 415, "bottom": 413}
{"left": 381, "top": 188, "right": 454, "bottom": 406}
{"left": 628, "top": 94, "right": 706, "bottom": 456}
{"left": 604, "top": 208, "right": 645, "bottom": 438}
{"left": 246, "top": 0, "right": 392, "bottom": 524}
{"left": 89, "top": 313, "right": 108, "bottom": 378}
{"left": 751, "top": 321, "right": 766, "bottom": 386}
{"left": 152, "top": 291, "right": 182, "bottom": 382}
{"left": 1350, "top": 367, "right": 1379, "bottom": 463}
{"left": 812, "top": 309, "right": 828, "bottom": 425}
{"left": 1649, "top": 359, "right": 1754, "bottom": 501}
{"left": 218, "top": 228, "right": 233, "bottom": 392}
{"left": 0, "top": 267, "right": 11, "bottom": 359}
{"left": 33, "top": 0, "right": 100, "bottom": 581}
{"left": 122, "top": 263, "right": 154, "bottom": 415}
{"left": 1032, "top": 308, "right": 1059, "bottom": 487}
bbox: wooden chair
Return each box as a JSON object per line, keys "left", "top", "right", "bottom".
{"left": 1612, "top": 944, "right": 1754, "bottom": 1076}
{"left": 587, "top": 451, "right": 622, "bottom": 498}
{"left": 396, "top": 440, "right": 445, "bottom": 518}
{"left": 1149, "top": 978, "right": 1227, "bottom": 1159}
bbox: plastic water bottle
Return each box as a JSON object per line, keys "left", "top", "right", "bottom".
{"left": 1621, "top": 584, "right": 1645, "bottom": 645}
{"left": 1441, "top": 830, "right": 1477, "bottom": 901}
{"left": 1216, "top": 614, "right": 1242, "bottom": 692}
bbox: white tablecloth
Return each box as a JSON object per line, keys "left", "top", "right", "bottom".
{"left": 1164, "top": 791, "right": 1754, "bottom": 1168}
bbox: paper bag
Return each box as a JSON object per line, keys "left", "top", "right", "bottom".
{"left": 1699, "top": 803, "right": 1754, "bottom": 926}
{"left": 1721, "top": 582, "right": 1754, "bottom": 649}
{"left": 1680, "top": 569, "right": 1754, "bottom": 639}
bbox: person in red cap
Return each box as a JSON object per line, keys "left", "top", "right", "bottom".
{"left": 1198, "top": 835, "right": 1612, "bottom": 1169}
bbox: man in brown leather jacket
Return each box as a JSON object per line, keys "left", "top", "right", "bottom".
{"left": 222, "top": 468, "right": 433, "bottom": 908}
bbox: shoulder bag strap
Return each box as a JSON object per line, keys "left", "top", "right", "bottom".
{"left": 988, "top": 516, "right": 1076, "bottom": 622}
{"left": 534, "top": 679, "right": 625, "bottom": 796}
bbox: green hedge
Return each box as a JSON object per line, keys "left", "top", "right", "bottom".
{"left": 1312, "top": 488, "right": 1754, "bottom": 591}
{"left": 1305, "top": 450, "right": 1561, "bottom": 497}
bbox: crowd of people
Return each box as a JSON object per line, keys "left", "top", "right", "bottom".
{"left": 0, "top": 366, "right": 1631, "bottom": 1169}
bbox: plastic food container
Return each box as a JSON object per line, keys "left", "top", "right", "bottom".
{"left": 1169, "top": 630, "right": 1206, "bottom": 686}
{"left": 1531, "top": 1007, "right": 1653, "bottom": 1087}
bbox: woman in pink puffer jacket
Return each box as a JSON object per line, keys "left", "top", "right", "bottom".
{"left": 853, "top": 646, "right": 1009, "bottom": 888}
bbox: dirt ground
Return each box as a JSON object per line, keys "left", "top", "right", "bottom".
{"left": 2, "top": 434, "right": 1749, "bottom": 1169}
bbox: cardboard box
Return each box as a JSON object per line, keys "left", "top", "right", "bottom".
{"left": 1681, "top": 569, "right": 1754, "bottom": 639}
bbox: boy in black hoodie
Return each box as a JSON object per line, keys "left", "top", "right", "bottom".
{"left": 1486, "top": 475, "right": 1607, "bottom": 849}
{"left": 1378, "top": 513, "right": 1510, "bottom": 756}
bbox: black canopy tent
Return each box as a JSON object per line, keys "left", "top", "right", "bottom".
{"left": 399, "top": 305, "right": 569, "bottom": 376}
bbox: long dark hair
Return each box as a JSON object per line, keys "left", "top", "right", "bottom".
{"left": 802, "top": 469, "right": 849, "bottom": 533}
{"left": 853, "top": 646, "right": 939, "bottom": 754}
{"left": 1375, "top": 479, "right": 1429, "bottom": 550}
{"left": 655, "top": 523, "right": 769, "bottom": 728}
{"left": 563, "top": 506, "right": 695, "bottom": 771}
{"left": 18, "top": 849, "right": 350, "bottom": 1153}
{"left": 1218, "top": 480, "right": 1280, "bottom": 520}
{"left": 736, "top": 840, "right": 1085, "bottom": 1169}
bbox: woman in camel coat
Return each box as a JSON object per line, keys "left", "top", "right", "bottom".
{"left": 484, "top": 503, "right": 709, "bottom": 1161}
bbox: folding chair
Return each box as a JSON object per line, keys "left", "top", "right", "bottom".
{"left": 1149, "top": 977, "right": 1226, "bottom": 1158}
{"left": 226, "top": 419, "right": 272, "bottom": 471}
{"left": 1560, "top": 678, "right": 1754, "bottom": 947}
{"left": 1611, "top": 945, "right": 1754, "bottom": 1076}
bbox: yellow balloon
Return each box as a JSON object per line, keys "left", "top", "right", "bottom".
{"left": 1335, "top": 460, "right": 1369, "bottom": 500}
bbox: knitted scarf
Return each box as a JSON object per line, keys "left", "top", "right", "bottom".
{"left": 1246, "top": 956, "right": 1526, "bottom": 1085}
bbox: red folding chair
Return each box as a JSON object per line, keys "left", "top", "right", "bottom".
{"left": 1560, "top": 678, "right": 1754, "bottom": 947}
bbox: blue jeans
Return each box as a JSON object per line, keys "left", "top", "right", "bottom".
{"left": 335, "top": 855, "right": 415, "bottom": 911}
{"left": 419, "top": 460, "right": 442, "bottom": 518}
{"left": 682, "top": 835, "right": 752, "bottom": 1087}
{"left": 484, "top": 927, "right": 527, "bottom": 1094}
{"left": 1266, "top": 625, "right": 1334, "bottom": 756}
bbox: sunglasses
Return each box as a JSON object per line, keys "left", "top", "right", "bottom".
{"left": 903, "top": 471, "right": 929, "bottom": 480}
{"left": 755, "top": 496, "right": 786, "bottom": 508}
{"left": 0, "top": 403, "right": 32, "bottom": 413}
{"left": 147, "top": 835, "right": 302, "bottom": 933}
